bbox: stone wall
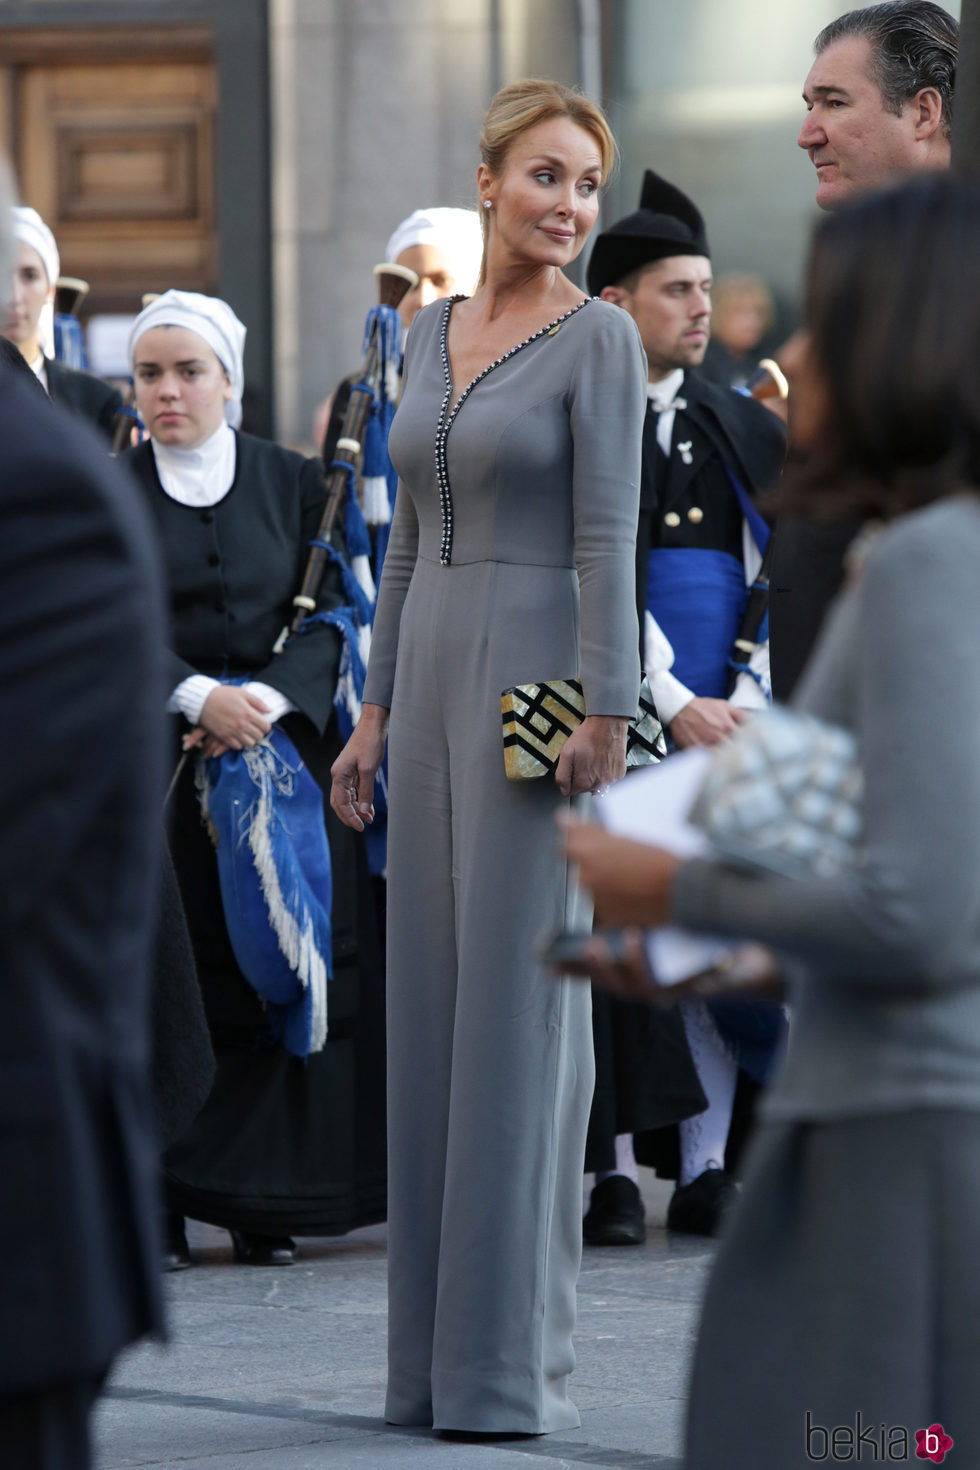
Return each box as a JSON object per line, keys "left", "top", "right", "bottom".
{"left": 269, "top": 0, "right": 584, "bottom": 447}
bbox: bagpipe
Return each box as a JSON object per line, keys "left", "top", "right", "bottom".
{"left": 726, "top": 357, "right": 790, "bottom": 698}
{"left": 278, "top": 261, "right": 418, "bottom": 876}
{"left": 293, "top": 260, "right": 418, "bottom": 628}
{"left": 196, "top": 265, "right": 416, "bottom": 1058}
{"left": 110, "top": 292, "right": 159, "bottom": 453}
{"left": 744, "top": 356, "right": 789, "bottom": 406}
{"left": 51, "top": 279, "right": 148, "bottom": 451}
{"left": 53, "top": 277, "right": 90, "bottom": 369}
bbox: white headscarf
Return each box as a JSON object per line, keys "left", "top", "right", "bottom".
{"left": 385, "top": 207, "right": 483, "bottom": 296}
{"left": 129, "top": 289, "right": 247, "bottom": 428}
{"left": 10, "top": 206, "right": 60, "bottom": 288}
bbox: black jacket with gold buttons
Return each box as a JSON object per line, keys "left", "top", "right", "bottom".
{"left": 635, "top": 369, "right": 786, "bottom": 643}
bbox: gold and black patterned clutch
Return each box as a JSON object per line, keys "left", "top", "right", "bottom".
{"left": 501, "top": 676, "right": 665, "bottom": 781}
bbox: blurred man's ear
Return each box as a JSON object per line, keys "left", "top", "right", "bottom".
{"left": 911, "top": 86, "right": 944, "bottom": 141}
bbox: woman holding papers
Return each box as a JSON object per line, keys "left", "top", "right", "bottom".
{"left": 563, "top": 173, "right": 980, "bottom": 1470}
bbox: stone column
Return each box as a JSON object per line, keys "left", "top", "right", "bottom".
{"left": 271, "top": 0, "right": 491, "bottom": 447}
{"left": 269, "top": 0, "right": 583, "bottom": 447}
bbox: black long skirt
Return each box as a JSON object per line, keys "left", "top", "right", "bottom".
{"left": 585, "top": 991, "right": 706, "bottom": 1174}
{"left": 163, "top": 712, "right": 386, "bottom": 1235}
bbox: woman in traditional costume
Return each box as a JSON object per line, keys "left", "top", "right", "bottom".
{"left": 3, "top": 205, "right": 122, "bottom": 438}
{"left": 125, "top": 290, "right": 385, "bottom": 1268}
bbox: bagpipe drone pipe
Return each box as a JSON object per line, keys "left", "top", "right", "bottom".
{"left": 293, "top": 261, "right": 418, "bottom": 877}
{"left": 725, "top": 356, "right": 790, "bottom": 698}
{"left": 53, "top": 277, "right": 90, "bottom": 370}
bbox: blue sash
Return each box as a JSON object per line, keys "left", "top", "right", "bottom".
{"left": 647, "top": 548, "right": 747, "bottom": 698}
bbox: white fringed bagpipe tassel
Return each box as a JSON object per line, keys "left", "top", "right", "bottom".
{"left": 361, "top": 474, "right": 392, "bottom": 525}
{"left": 350, "top": 551, "right": 376, "bottom": 605}
{"left": 243, "top": 743, "right": 329, "bottom": 1052}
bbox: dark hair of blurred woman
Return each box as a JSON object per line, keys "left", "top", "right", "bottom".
{"left": 791, "top": 172, "right": 980, "bottom": 519}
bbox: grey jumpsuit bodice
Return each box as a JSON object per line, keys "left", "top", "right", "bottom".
{"left": 363, "top": 294, "right": 646, "bottom": 1434}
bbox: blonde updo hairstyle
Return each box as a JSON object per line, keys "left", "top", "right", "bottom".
{"left": 477, "top": 79, "right": 617, "bottom": 288}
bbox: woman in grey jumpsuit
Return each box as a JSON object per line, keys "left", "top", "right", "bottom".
{"left": 331, "top": 80, "right": 646, "bottom": 1434}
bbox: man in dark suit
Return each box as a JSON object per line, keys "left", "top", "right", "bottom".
{"left": 580, "top": 172, "right": 786, "bottom": 1244}
{"left": 0, "top": 194, "right": 167, "bottom": 1467}
{"left": 771, "top": 0, "right": 957, "bottom": 698}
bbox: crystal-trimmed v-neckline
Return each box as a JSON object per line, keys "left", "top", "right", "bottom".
{"left": 440, "top": 294, "right": 592, "bottom": 418}
{"left": 434, "top": 295, "right": 593, "bottom": 566}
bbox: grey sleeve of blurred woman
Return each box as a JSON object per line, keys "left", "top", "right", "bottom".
{"left": 673, "top": 498, "right": 980, "bottom": 987}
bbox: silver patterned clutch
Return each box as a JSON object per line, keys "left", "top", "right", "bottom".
{"left": 501, "top": 676, "right": 665, "bottom": 781}
{"left": 687, "top": 706, "right": 862, "bottom": 879}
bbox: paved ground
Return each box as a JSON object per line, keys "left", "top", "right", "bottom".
{"left": 95, "top": 1174, "right": 713, "bottom": 1470}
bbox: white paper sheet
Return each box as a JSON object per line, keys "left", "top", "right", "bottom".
{"left": 595, "top": 751, "right": 730, "bottom": 984}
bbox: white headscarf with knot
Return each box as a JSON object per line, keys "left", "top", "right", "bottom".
{"left": 11, "top": 206, "right": 60, "bottom": 288}
{"left": 385, "top": 207, "right": 483, "bottom": 296}
{"left": 129, "top": 289, "right": 247, "bottom": 428}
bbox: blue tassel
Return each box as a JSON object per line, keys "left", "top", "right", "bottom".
{"left": 361, "top": 304, "right": 402, "bottom": 404}
{"left": 727, "top": 657, "right": 768, "bottom": 692}
{"left": 298, "top": 607, "right": 366, "bottom": 706}
{"left": 295, "top": 605, "right": 389, "bottom": 875}
{"left": 53, "top": 313, "right": 88, "bottom": 370}
{"left": 308, "top": 539, "right": 374, "bottom": 626}
{"left": 357, "top": 304, "right": 404, "bottom": 578}
{"left": 327, "top": 458, "right": 374, "bottom": 567}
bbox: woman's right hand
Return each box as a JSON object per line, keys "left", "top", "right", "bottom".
{"left": 330, "top": 704, "right": 389, "bottom": 831}
{"left": 190, "top": 686, "right": 272, "bottom": 752}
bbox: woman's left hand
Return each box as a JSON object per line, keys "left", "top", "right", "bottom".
{"left": 182, "top": 726, "right": 230, "bottom": 760}
{"left": 558, "top": 814, "right": 681, "bottom": 927}
{"left": 555, "top": 715, "right": 629, "bottom": 798}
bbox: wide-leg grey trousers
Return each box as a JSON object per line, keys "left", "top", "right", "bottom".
{"left": 383, "top": 558, "right": 594, "bottom": 1434}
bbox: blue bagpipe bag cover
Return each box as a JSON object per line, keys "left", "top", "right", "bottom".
{"left": 200, "top": 726, "right": 331, "bottom": 1058}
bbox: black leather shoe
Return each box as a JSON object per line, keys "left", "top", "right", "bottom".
{"left": 583, "top": 1175, "right": 646, "bottom": 1246}
{"left": 666, "top": 1167, "right": 738, "bottom": 1237}
{"left": 163, "top": 1213, "right": 191, "bottom": 1272}
{"left": 229, "top": 1230, "right": 296, "bottom": 1266}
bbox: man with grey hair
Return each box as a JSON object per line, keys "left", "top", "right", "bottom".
{"left": 0, "top": 163, "right": 167, "bottom": 1468}
{"left": 771, "top": 0, "right": 957, "bottom": 700}
{"left": 799, "top": 0, "right": 956, "bottom": 209}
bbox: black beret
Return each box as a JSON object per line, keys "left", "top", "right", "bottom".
{"left": 586, "top": 169, "right": 710, "bottom": 296}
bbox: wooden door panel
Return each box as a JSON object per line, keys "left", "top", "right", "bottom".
{"left": 58, "top": 122, "right": 200, "bottom": 221}
{"left": 14, "top": 56, "right": 216, "bottom": 314}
